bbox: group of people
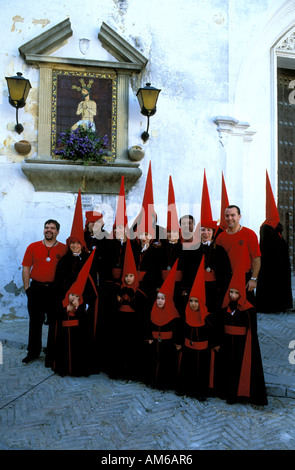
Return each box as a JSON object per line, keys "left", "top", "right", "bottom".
{"left": 21, "top": 165, "right": 293, "bottom": 407}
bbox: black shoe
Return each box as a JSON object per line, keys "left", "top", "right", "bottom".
{"left": 196, "top": 395, "right": 206, "bottom": 402}
{"left": 22, "top": 355, "right": 37, "bottom": 364}
{"left": 226, "top": 398, "right": 236, "bottom": 405}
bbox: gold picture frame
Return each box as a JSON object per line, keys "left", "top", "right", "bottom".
{"left": 51, "top": 69, "right": 117, "bottom": 161}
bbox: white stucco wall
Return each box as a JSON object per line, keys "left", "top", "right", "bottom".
{"left": 0, "top": 0, "right": 295, "bottom": 318}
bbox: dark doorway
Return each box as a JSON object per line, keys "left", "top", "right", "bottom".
{"left": 277, "top": 68, "right": 295, "bottom": 271}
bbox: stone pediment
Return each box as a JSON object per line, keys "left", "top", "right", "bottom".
{"left": 19, "top": 18, "right": 147, "bottom": 72}
{"left": 19, "top": 19, "right": 147, "bottom": 194}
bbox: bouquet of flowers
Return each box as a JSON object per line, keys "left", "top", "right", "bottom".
{"left": 54, "top": 123, "right": 109, "bottom": 165}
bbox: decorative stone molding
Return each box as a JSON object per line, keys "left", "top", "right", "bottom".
{"left": 19, "top": 18, "right": 73, "bottom": 58}
{"left": 213, "top": 116, "right": 256, "bottom": 146}
{"left": 275, "top": 27, "right": 295, "bottom": 69}
{"left": 98, "top": 22, "right": 148, "bottom": 70}
{"left": 213, "top": 116, "right": 238, "bottom": 146}
{"left": 19, "top": 19, "right": 147, "bottom": 73}
{"left": 276, "top": 28, "right": 295, "bottom": 52}
{"left": 19, "top": 19, "right": 147, "bottom": 193}
{"left": 21, "top": 159, "right": 142, "bottom": 194}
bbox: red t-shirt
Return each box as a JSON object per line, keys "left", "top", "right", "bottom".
{"left": 22, "top": 240, "right": 68, "bottom": 283}
{"left": 215, "top": 227, "right": 261, "bottom": 272}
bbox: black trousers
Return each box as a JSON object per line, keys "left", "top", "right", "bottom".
{"left": 26, "top": 281, "right": 57, "bottom": 361}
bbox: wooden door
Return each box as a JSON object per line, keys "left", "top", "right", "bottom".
{"left": 277, "top": 68, "right": 295, "bottom": 271}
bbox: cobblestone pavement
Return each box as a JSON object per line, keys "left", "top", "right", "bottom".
{"left": 1, "top": 312, "right": 295, "bottom": 452}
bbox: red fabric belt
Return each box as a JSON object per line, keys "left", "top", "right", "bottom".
{"left": 224, "top": 325, "right": 247, "bottom": 335}
{"left": 204, "top": 270, "right": 216, "bottom": 282}
{"left": 162, "top": 270, "right": 183, "bottom": 281}
{"left": 62, "top": 319, "right": 79, "bottom": 327}
{"left": 112, "top": 267, "right": 122, "bottom": 279}
{"left": 184, "top": 338, "right": 208, "bottom": 350}
{"left": 119, "top": 305, "right": 135, "bottom": 312}
{"left": 152, "top": 331, "right": 173, "bottom": 340}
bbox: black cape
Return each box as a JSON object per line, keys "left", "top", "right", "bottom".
{"left": 213, "top": 305, "right": 268, "bottom": 406}
{"left": 256, "top": 223, "right": 293, "bottom": 313}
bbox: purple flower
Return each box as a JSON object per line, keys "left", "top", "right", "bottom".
{"left": 54, "top": 124, "right": 109, "bottom": 164}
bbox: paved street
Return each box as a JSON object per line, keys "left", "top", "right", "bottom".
{"left": 1, "top": 312, "right": 295, "bottom": 452}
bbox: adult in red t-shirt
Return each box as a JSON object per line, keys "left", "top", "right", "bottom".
{"left": 215, "top": 205, "right": 261, "bottom": 305}
{"left": 22, "top": 220, "right": 67, "bottom": 365}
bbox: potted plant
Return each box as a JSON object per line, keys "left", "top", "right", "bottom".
{"left": 53, "top": 123, "right": 110, "bottom": 165}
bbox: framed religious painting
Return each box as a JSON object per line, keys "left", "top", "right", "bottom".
{"left": 51, "top": 69, "right": 117, "bottom": 162}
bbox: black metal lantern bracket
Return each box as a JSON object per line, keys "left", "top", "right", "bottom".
{"left": 136, "top": 83, "right": 161, "bottom": 142}
{"left": 5, "top": 72, "right": 32, "bottom": 134}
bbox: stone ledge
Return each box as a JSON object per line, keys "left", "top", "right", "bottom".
{"left": 21, "top": 159, "right": 142, "bottom": 194}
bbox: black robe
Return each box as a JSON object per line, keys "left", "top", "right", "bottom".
{"left": 214, "top": 305, "right": 268, "bottom": 405}
{"left": 201, "top": 242, "right": 232, "bottom": 314}
{"left": 178, "top": 241, "right": 231, "bottom": 316}
{"left": 131, "top": 238, "right": 163, "bottom": 307}
{"left": 159, "top": 239, "right": 183, "bottom": 311}
{"left": 177, "top": 242, "right": 203, "bottom": 318}
{"left": 88, "top": 235, "right": 118, "bottom": 373}
{"left": 84, "top": 228, "right": 109, "bottom": 253}
{"left": 108, "top": 284, "right": 147, "bottom": 381}
{"left": 107, "top": 238, "right": 127, "bottom": 281}
{"left": 160, "top": 239, "right": 182, "bottom": 271}
{"left": 144, "top": 317, "right": 182, "bottom": 390}
{"left": 94, "top": 238, "right": 128, "bottom": 374}
{"left": 52, "top": 251, "right": 98, "bottom": 376}
{"left": 52, "top": 302, "right": 92, "bottom": 377}
{"left": 256, "top": 223, "right": 293, "bottom": 313}
{"left": 177, "top": 321, "right": 212, "bottom": 399}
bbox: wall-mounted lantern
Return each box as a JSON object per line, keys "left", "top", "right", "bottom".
{"left": 136, "top": 83, "right": 161, "bottom": 142}
{"left": 5, "top": 72, "right": 31, "bottom": 134}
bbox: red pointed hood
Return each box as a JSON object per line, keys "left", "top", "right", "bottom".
{"left": 84, "top": 210, "right": 103, "bottom": 229}
{"left": 200, "top": 170, "right": 218, "bottom": 231}
{"left": 220, "top": 172, "right": 230, "bottom": 231}
{"left": 185, "top": 256, "right": 209, "bottom": 326}
{"left": 67, "top": 189, "right": 87, "bottom": 250}
{"left": 158, "top": 259, "right": 178, "bottom": 298}
{"left": 151, "top": 260, "right": 180, "bottom": 326}
{"left": 114, "top": 175, "right": 128, "bottom": 230}
{"left": 62, "top": 248, "right": 96, "bottom": 308}
{"left": 136, "top": 161, "right": 156, "bottom": 238}
{"left": 167, "top": 175, "right": 180, "bottom": 233}
{"left": 222, "top": 254, "right": 253, "bottom": 311}
{"left": 262, "top": 170, "right": 280, "bottom": 229}
{"left": 121, "top": 237, "right": 139, "bottom": 291}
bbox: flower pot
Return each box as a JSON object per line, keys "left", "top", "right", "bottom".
{"left": 128, "top": 145, "right": 145, "bottom": 161}
{"left": 14, "top": 140, "right": 31, "bottom": 155}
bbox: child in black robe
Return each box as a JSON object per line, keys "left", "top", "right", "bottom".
{"left": 109, "top": 237, "right": 148, "bottom": 381}
{"left": 144, "top": 261, "right": 182, "bottom": 390}
{"left": 177, "top": 256, "right": 218, "bottom": 401}
{"left": 215, "top": 261, "right": 268, "bottom": 406}
{"left": 53, "top": 249, "right": 96, "bottom": 377}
